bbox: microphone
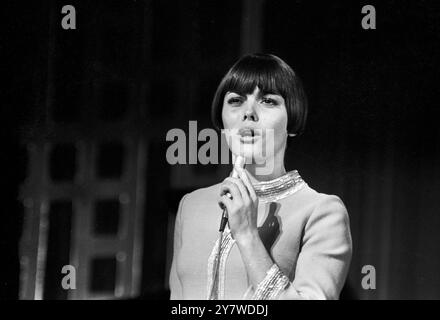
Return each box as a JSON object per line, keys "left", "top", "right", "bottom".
{"left": 219, "top": 156, "right": 246, "bottom": 232}
{"left": 210, "top": 156, "right": 246, "bottom": 299}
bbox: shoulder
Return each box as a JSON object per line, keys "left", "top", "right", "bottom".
{"left": 300, "top": 184, "right": 348, "bottom": 217}
{"left": 284, "top": 183, "right": 348, "bottom": 219}
{"left": 176, "top": 183, "right": 222, "bottom": 218}
{"left": 295, "top": 184, "right": 350, "bottom": 233}
{"left": 315, "top": 192, "right": 348, "bottom": 218}
{"left": 182, "top": 183, "right": 221, "bottom": 205}
{"left": 299, "top": 185, "right": 352, "bottom": 248}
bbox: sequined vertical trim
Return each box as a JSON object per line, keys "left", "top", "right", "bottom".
{"left": 206, "top": 229, "right": 235, "bottom": 300}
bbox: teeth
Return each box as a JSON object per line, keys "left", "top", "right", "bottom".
{"left": 240, "top": 129, "right": 254, "bottom": 137}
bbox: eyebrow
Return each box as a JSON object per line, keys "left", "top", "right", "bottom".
{"left": 226, "top": 91, "right": 281, "bottom": 99}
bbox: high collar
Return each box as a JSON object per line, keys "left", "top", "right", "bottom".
{"left": 252, "top": 170, "right": 306, "bottom": 203}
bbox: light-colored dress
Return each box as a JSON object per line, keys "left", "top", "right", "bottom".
{"left": 169, "top": 170, "right": 352, "bottom": 300}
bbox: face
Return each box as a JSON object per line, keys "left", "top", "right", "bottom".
{"left": 221, "top": 86, "right": 288, "bottom": 163}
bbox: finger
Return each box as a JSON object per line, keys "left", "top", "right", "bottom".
{"left": 236, "top": 167, "right": 258, "bottom": 202}
{"left": 224, "top": 177, "right": 251, "bottom": 204}
{"left": 218, "top": 195, "right": 233, "bottom": 212}
{"left": 220, "top": 181, "right": 242, "bottom": 202}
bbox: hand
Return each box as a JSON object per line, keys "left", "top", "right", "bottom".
{"left": 218, "top": 167, "right": 259, "bottom": 242}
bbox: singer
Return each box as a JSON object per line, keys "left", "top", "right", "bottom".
{"left": 169, "top": 53, "right": 352, "bottom": 300}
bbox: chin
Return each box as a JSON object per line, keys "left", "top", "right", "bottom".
{"left": 229, "top": 141, "right": 271, "bottom": 165}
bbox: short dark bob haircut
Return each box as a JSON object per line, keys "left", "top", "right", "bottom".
{"left": 211, "top": 53, "right": 308, "bottom": 136}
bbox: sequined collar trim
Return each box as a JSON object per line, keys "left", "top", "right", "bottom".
{"left": 252, "top": 170, "right": 306, "bottom": 203}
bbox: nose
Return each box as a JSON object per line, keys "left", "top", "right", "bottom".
{"left": 242, "top": 99, "right": 259, "bottom": 122}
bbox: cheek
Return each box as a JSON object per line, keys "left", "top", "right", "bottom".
{"left": 259, "top": 110, "right": 288, "bottom": 153}
{"left": 221, "top": 106, "right": 236, "bottom": 129}
{"left": 270, "top": 111, "right": 288, "bottom": 152}
{"left": 268, "top": 109, "right": 288, "bottom": 137}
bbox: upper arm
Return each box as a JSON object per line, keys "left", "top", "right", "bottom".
{"left": 169, "top": 194, "right": 188, "bottom": 300}
{"left": 278, "top": 195, "right": 352, "bottom": 300}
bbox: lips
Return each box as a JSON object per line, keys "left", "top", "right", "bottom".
{"left": 238, "top": 127, "right": 259, "bottom": 137}
{"left": 238, "top": 127, "right": 260, "bottom": 144}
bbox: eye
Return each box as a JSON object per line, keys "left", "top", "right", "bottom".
{"left": 261, "top": 97, "right": 279, "bottom": 106}
{"left": 226, "top": 96, "right": 243, "bottom": 106}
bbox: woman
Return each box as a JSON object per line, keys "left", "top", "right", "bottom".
{"left": 169, "top": 53, "right": 352, "bottom": 300}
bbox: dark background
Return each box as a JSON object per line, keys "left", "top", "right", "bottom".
{"left": 2, "top": 0, "right": 440, "bottom": 299}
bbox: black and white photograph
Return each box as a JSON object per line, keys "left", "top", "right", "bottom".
{"left": 2, "top": 0, "right": 440, "bottom": 308}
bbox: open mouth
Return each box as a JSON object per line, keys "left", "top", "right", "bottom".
{"left": 238, "top": 127, "right": 260, "bottom": 143}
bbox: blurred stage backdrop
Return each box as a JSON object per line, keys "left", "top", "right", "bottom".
{"left": 3, "top": 0, "right": 440, "bottom": 299}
